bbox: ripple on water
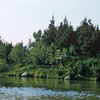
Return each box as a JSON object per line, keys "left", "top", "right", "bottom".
{"left": 0, "top": 87, "right": 100, "bottom": 100}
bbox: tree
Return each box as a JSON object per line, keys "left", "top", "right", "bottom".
{"left": 28, "top": 39, "right": 34, "bottom": 49}
{"left": 30, "top": 42, "right": 50, "bottom": 65}
{"left": 8, "top": 42, "right": 27, "bottom": 64}
{"left": 76, "top": 18, "right": 99, "bottom": 56}
{"left": 33, "top": 30, "right": 42, "bottom": 42}
{"left": 55, "top": 17, "right": 78, "bottom": 49}
{"left": 92, "top": 26, "right": 100, "bottom": 56}
{"left": 42, "top": 16, "right": 57, "bottom": 45}
{"left": 5, "top": 42, "right": 13, "bottom": 63}
{"left": 0, "top": 37, "right": 5, "bottom": 59}
{"left": 30, "top": 41, "right": 57, "bottom": 65}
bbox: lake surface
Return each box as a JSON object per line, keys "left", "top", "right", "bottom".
{"left": 0, "top": 77, "right": 100, "bottom": 100}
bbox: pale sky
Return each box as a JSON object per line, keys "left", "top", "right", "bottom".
{"left": 0, "top": 0, "right": 100, "bottom": 45}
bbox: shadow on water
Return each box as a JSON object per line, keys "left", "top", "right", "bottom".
{"left": 0, "top": 77, "right": 100, "bottom": 100}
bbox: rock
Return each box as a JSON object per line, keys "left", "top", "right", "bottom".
{"left": 21, "top": 72, "right": 28, "bottom": 77}
{"left": 64, "top": 75, "right": 70, "bottom": 80}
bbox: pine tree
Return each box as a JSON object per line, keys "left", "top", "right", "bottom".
{"left": 42, "top": 16, "right": 56, "bottom": 45}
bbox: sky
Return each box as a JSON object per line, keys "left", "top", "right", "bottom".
{"left": 0, "top": 0, "right": 100, "bottom": 45}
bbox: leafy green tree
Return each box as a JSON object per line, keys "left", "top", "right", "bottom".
{"left": 8, "top": 42, "right": 27, "bottom": 64}
{"left": 30, "top": 41, "right": 57, "bottom": 65}
{"left": 30, "top": 42, "right": 49, "bottom": 65}
{"left": 47, "top": 43, "right": 57, "bottom": 65}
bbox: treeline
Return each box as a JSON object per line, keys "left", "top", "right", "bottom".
{"left": 0, "top": 17, "right": 100, "bottom": 80}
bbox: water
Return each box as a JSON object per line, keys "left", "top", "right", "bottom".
{"left": 0, "top": 77, "right": 100, "bottom": 100}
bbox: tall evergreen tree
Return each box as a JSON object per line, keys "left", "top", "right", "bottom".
{"left": 55, "top": 17, "right": 78, "bottom": 49}
{"left": 42, "top": 16, "right": 56, "bottom": 45}
{"left": 33, "top": 30, "right": 42, "bottom": 42}
{"left": 76, "top": 18, "right": 97, "bottom": 56}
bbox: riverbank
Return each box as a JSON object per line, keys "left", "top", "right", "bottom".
{"left": 1, "top": 63, "right": 97, "bottom": 81}
{"left": 0, "top": 56, "right": 100, "bottom": 81}
{"left": 5, "top": 65, "right": 69, "bottom": 79}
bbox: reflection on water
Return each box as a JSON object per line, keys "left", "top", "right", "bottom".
{"left": 0, "top": 77, "right": 100, "bottom": 100}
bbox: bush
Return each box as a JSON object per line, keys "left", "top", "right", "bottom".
{"left": 69, "top": 57, "right": 98, "bottom": 79}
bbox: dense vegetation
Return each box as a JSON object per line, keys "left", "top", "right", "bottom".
{"left": 0, "top": 17, "right": 100, "bottom": 80}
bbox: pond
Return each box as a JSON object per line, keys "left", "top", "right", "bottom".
{"left": 0, "top": 77, "right": 100, "bottom": 100}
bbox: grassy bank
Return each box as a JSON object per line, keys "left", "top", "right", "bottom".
{"left": 6, "top": 64, "right": 69, "bottom": 79}
{"left": 1, "top": 56, "right": 100, "bottom": 81}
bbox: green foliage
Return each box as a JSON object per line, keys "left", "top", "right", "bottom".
{"left": 33, "top": 30, "right": 42, "bottom": 42}
{"left": 8, "top": 42, "right": 27, "bottom": 64}
{"left": 0, "top": 38, "right": 5, "bottom": 59}
{"left": 76, "top": 18, "right": 100, "bottom": 56}
{"left": 68, "top": 45, "right": 76, "bottom": 55}
{"left": 30, "top": 42, "right": 57, "bottom": 65}
{"left": 67, "top": 57, "right": 98, "bottom": 79}
{"left": 55, "top": 17, "right": 78, "bottom": 48}
{"left": 1, "top": 17, "right": 100, "bottom": 81}
{"left": 42, "top": 16, "right": 56, "bottom": 45}
{"left": 0, "top": 59, "right": 8, "bottom": 72}
{"left": 30, "top": 42, "right": 49, "bottom": 65}
{"left": 5, "top": 42, "right": 13, "bottom": 63}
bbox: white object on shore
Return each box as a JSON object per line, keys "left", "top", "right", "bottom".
{"left": 21, "top": 72, "right": 28, "bottom": 77}
{"left": 64, "top": 75, "right": 70, "bottom": 80}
